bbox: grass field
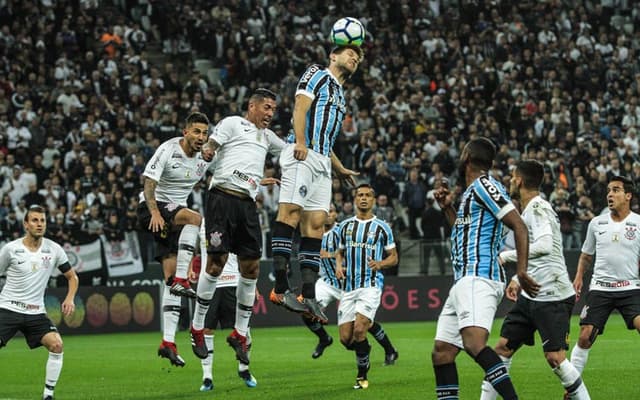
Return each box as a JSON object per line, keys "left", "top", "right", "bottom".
{"left": 1, "top": 316, "right": 637, "bottom": 399}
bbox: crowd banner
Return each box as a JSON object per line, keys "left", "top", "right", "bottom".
{"left": 52, "top": 239, "right": 103, "bottom": 278}
{"left": 102, "top": 232, "right": 144, "bottom": 277}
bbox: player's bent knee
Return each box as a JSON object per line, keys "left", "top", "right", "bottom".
{"left": 432, "top": 341, "right": 457, "bottom": 365}
{"left": 543, "top": 351, "right": 564, "bottom": 368}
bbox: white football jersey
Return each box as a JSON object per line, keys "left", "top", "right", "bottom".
{"left": 518, "top": 196, "right": 574, "bottom": 301}
{"left": 208, "top": 116, "right": 285, "bottom": 200}
{"left": 0, "top": 238, "right": 70, "bottom": 314}
{"left": 582, "top": 211, "right": 640, "bottom": 292}
{"left": 139, "top": 137, "right": 212, "bottom": 206}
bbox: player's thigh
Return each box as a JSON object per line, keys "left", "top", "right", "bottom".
{"left": 301, "top": 173, "right": 332, "bottom": 214}
{"left": 0, "top": 308, "right": 22, "bottom": 348}
{"left": 173, "top": 207, "right": 202, "bottom": 227}
{"left": 353, "top": 288, "right": 381, "bottom": 322}
{"left": 338, "top": 290, "right": 358, "bottom": 325}
{"left": 499, "top": 296, "right": 536, "bottom": 350}
{"left": 204, "top": 191, "right": 233, "bottom": 254}
{"left": 579, "top": 290, "right": 616, "bottom": 333}
{"left": 278, "top": 148, "right": 318, "bottom": 209}
{"left": 614, "top": 290, "right": 640, "bottom": 330}
{"left": 453, "top": 276, "right": 504, "bottom": 332}
{"left": 230, "top": 200, "right": 261, "bottom": 259}
{"left": 435, "top": 294, "right": 463, "bottom": 349}
{"left": 22, "top": 313, "right": 59, "bottom": 349}
{"left": 533, "top": 296, "right": 574, "bottom": 352}
{"left": 315, "top": 280, "right": 341, "bottom": 309}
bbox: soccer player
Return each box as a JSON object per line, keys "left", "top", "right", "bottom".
{"left": 570, "top": 175, "right": 640, "bottom": 376}
{"left": 190, "top": 88, "right": 285, "bottom": 366}
{"left": 137, "top": 111, "right": 212, "bottom": 366}
{"left": 334, "top": 184, "right": 398, "bottom": 389}
{"left": 270, "top": 44, "right": 361, "bottom": 324}
{"left": 197, "top": 252, "right": 257, "bottom": 392}
{"left": 479, "top": 160, "right": 590, "bottom": 400}
{"left": 302, "top": 203, "right": 399, "bottom": 364}
{"left": 431, "top": 137, "right": 540, "bottom": 400}
{"left": 0, "top": 205, "right": 79, "bottom": 400}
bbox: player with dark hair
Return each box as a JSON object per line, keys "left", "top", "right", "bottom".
{"left": 480, "top": 160, "right": 590, "bottom": 399}
{"left": 137, "top": 111, "right": 212, "bottom": 366}
{"left": 0, "top": 205, "right": 79, "bottom": 400}
{"left": 190, "top": 89, "right": 285, "bottom": 366}
{"left": 570, "top": 175, "right": 640, "bottom": 379}
{"left": 431, "top": 137, "right": 539, "bottom": 400}
{"left": 334, "top": 184, "right": 398, "bottom": 389}
{"left": 270, "top": 45, "right": 362, "bottom": 324}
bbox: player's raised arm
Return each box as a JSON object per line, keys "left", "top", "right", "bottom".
{"left": 292, "top": 94, "right": 312, "bottom": 161}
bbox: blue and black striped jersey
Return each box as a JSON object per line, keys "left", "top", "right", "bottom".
{"left": 451, "top": 175, "right": 515, "bottom": 283}
{"left": 338, "top": 216, "right": 395, "bottom": 292}
{"left": 289, "top": 64, "right": 346, "bottom": 157}
{"left": 319, "top": 224, "right": 344, "bottom": 290}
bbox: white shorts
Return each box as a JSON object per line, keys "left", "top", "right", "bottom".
{"left": 315, "top": 279, "right": 343, "bottom": 309}
{"left": 435, "top": 276, "right": 505, "bottom": 348}
{"left": 337, "top": 287, "right": 381, "bottom": 326}
{"left": 278, "top": 144, "right": 332, "bottom": 212}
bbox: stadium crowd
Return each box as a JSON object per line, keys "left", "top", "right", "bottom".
{"left": 1, "top": 0, "right": 640, "bottom": 259}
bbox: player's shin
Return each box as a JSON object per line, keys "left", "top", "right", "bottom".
{"left": 44, "top": 352, "right": 63, "bottom": 399}
{"left": 201, "top": 335, "right": 214, "bottom": 380}
{"left": 554, "top": 360, "right": 591, "bottom": 399}
{"left": 235, "top": 277, "right": 257, "bottom": 336}
{"left": 162, "top": 285, "right": 181, "bottom": 342}
{"left": 474, "top": 347, "right": 518, "bottom": 400}
{"left": 434, "top": 362, "right": 459, "bottom": 399}
{"left": 176, "top": 224, "right": 199, "bottom": 280}
{"left": 192, "top": 272, "right": 217, "bottom": 330}
{"left": 299, "top": 237, "right": 322, "bottom": 298}
{"left": 353, "top": 339, "right": 371, "bottom": 378}
{"left": 569, "top": 344, "right": 590, "bottom": 374}
{"left": 271, "top": 222, "right": 295, "bottom": 293}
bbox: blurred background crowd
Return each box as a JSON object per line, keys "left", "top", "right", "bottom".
{"left": 1, "top": 0, "right": 640, "bottom": 270}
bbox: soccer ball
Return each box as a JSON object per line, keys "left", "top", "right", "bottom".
{"left": 330, "top": 17, "right": 365, "bottom": 47}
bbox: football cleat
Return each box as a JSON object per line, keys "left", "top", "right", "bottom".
{"left": 169, "top": 278, "right": 196, "bottom": 298}
{"left": 312, "top": 336, "right": 334, "bottom": 359}
{"left": 269, "top": 289, "right": 308, "bottom": 313}
{"left": 353, "top": 377, "right": 369, "bottom": 390}
{"left": 238, "top": 370, "right": 257, "bottom": 388}
{"left": 384, "top": 350, "right": 399, "bottom": 366}
{"left": 158, "top": 340, "right": 186, "bottom": 367}
{"left": 190, "top": 326, "right": 208, "bottom": 359}
{"left": 199, "top": 378, "right": 213, "bottom": 392}
{"left": 301, "top": 297, "right": 328, "bottom": 324}
{"left": 227, "top": 329, "right": 250, "bottom": 365}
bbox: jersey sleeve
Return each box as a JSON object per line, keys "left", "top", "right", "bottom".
{"left": 474, "top": 176, "right": 515, "bottom": 219}
{"left": 295, "top": 64, "right": 323, "bottom": 100}
{"left": 210, "top": 117, "right": 235, "bottom": 147}
{"left": 337, "top": 221, "right": 347, "bottom": 250}
{"left": 143, "top": 141, "right": 171, "bottom": 181}
{"left": 0, "top": 243, "right": 10, "bottom": 276}
{"left": 54, "top": 243, "right": 71, "bottom": 273}
{"left": 581, "top": 218, "right": 597, "bottom": 255}
{"left": 381, "top": 221, "right": 396, "bottom": 251}
{"left": 266, "top": 130, "right": 286, "bottom": 157}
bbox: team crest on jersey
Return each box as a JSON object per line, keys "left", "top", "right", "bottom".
{"left": 299, "top": 185, "right": 308, "bottom": 198}
{"left": 625, "top": 226, "right": 637, "bottom": 240}
{"left": 164, "top": 203, "right": 179, "bottom": 212}
{"left": 209, "top": 232, "right": 223, "bottom": 248}
{"left": 41, "top": 256, "right": 52, "bottom": 269}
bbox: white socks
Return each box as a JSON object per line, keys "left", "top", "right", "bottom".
{"left": 553, "top": 359, "right": 590, "bottom": 399}
{"left": 201, "top": 334, "right": 214, "bottom": 380}
{"left": 570, "top": 344, "right": 590, "bottom": 374}
{"left": 44, "top": 352, "right": 63, "bottom": 398}
{"left": 162, "top": 286, "right": 181, "bottom": 342}
{"left": 235, "top": 277, "right": 257, "bottom": 336}
{"left": 192, "top": 271, "right": 217, "bottom": 330}
{"left": 176, "top": 224, "right": 199, "bottom": 280}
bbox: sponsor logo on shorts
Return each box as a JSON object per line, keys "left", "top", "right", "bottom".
{"left": 209, "top": 232, "right": 223, "bottom": 248}
{"left": 299, "top": 185, "right": 308, "bottom": 198}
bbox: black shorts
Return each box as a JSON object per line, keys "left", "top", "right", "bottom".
{"left": 204, "top": 286, "right": 236, "bottom": 330}
{"left": 579, "top": 289, "right": 640, "bottom": 334}
{"left": 136, "top": 201, "right": 186, "bottom": 262}
{"left": 205, "top": 188, "right": 261, "bottom": 259}
{"left": 500, "top": 295, "right": 575, "bottom": 352}
{"left": 0, "top": 308, "right": 58, "bottom": 349}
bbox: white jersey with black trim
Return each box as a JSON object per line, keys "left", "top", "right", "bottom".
{"left": 582, "top": 211, "right": 640, "bottom": 292}
{"left": 139, "top": 137, "right": 212, "bottom": 206}
{"left": 208, "top": 116, "right": 285, "bottom": 200}
{"left": 502, "top": 196, "right": 574, "bottom": 301}
{"left": 0, "top": 238, "right": 70, "bottom": 314}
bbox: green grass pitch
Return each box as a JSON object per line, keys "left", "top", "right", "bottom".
{"left": 1, "top": 317, "right": 636, "bottom": 399}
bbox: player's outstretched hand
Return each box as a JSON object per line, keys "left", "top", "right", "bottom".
{"left": 505, "top": 280, "right": 520, "bottom": 302}
{"left": 336, "top": 167, "right": 360, "bottom": 188}
{"left": 293, "top": 143, "right": 308, "bottom": 161}
{"left": 62, "top": 299, "right": 75, "bottom": 316}
{"left": 518, "top": 272, "right": 540, "bottom": 298}
{"left": 260, "top": 177, "right": 280, "bottom": 186}
{"left": 434, "top": 186, "right": 453, "bottom": 210}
